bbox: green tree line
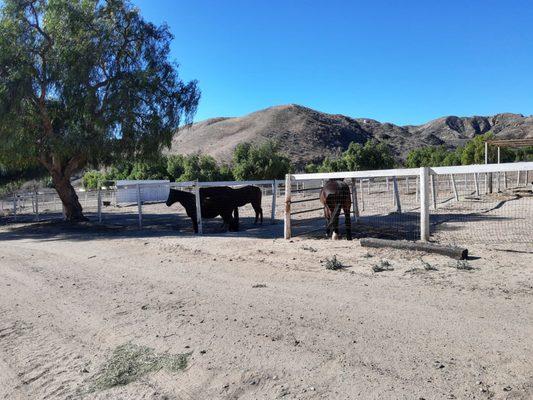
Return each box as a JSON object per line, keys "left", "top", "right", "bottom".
{"left": 81, "top": 141, "right": 292, "bottom": 189}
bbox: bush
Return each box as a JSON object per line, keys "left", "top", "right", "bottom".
{"left": 406, "top": 146, "right": 462, "bottom": 168}
{"left": 343, "top": 140, "right": 395, "bottom": 171}
{"left": 179, "top": 154, "right": 233, "bottom": 182}
{"left": 82, "top": 170, "right": 105, "bottom": 189}
{"left": 167, "top": 154, "right": 186, "bottom": 181}
{"left": 127, "top": 157, "right": 169, "bottom": 181}
{"left": 324, "top": 255, "right": 345, "bottom": 270}
{"left": 305, "top": 140, "right": 395, "bottom": 173}
{"left": 232, "top": 141, "right": 291, "bottom": 180}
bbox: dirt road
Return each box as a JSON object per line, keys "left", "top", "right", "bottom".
{"left": 0, "top": 223, "right": 532, "bottom": 399}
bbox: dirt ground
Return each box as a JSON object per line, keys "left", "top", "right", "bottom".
{"left": 0, "top": 221, "right": 532, "bottom": 400}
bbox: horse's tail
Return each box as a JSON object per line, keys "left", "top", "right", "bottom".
{"left": 326, "top": 203, "right": 341, "bottom": 230}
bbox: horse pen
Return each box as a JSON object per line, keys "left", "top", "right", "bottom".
{"left": 1, "top": 162, "right": 533, "bottom": 400}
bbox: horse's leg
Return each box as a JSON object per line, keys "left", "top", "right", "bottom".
{"left": 233, "top": 207, "right": 239, "bottom": 231}
{"left": 344, "top": 205, "right": 352, "bottom": 241}
{"left": 324, "top": 207, "right": 331, "bottom": 238}
{"left": 221, "top": 213, "right": 229, "bottom": 232}
{"left": 192, "top": 217, "right": 198, "bottom": 234}
{"left": 332, "top": 208, "right": 340, "bottom": 240}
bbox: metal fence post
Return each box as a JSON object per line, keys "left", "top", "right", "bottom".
{"left": 97, "top": 189, "right": 102, "bottom": 223}
{"left": 351, "top": 178, "right": 359, "bottom": 222}
{"left": 35, "top": 190, "right": 39, "bottom": 221}
{"left": 420, "top": 167, "right": 430, "bottom": 242}
{"left": 450, "top": 174, "right": 459, "bottom": 201}
{"left": 430, "top": 174, "right": 437, "bottom": 210}
{"left": 271, "top": 180, "right": 277, "bottom": 224}
{"left": 136, "top": 184, "right": 142, "bottom": 228}
{"left": 359, "top": 179, "right": 365, "bottom": 211}
{"left": 284, "top": 174, "right": 292, "bottom": 239}
{"left": 392, "top": 177, "right": 402, "bottom": 213}
{"left": 194, "top": 181, "right": 203, "bottom": 234}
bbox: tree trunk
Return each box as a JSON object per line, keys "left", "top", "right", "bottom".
{"left": 51, "top": 172, "right": 87, "bottom": 222}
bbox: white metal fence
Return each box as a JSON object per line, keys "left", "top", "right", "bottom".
{"left": 2, "top": 162, "right": 532, "bottom": 247}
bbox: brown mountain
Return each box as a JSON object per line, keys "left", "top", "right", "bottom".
{"left": 170, "top": 104, "right": 533, "bottom": 167}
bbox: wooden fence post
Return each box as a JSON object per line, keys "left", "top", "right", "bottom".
{"left": 351, "top": 178, "right": 359, "bottom": 222}
{"left": 194, "top": 181, "right": 203, "bottom": 235}
{"left": 271, "top": 180, "right": 277, "bottom": 224}
{"left": 13, "top": 193, "right": 17, "bottom": 221}
{"left": 420, "top": 167, "right": 430, "bottom": 242}
{"left": 284, "top": 174, "right": 292, "bottom": 239}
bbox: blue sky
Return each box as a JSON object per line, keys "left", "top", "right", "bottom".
{"left": 133, "top": 0, "right": 533, "bottom": 125}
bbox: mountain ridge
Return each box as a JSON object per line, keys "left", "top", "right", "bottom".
{"left": 170, "top": 104, "right": 533, "bottom": 166}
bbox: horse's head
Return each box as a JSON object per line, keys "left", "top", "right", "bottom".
{"left": 166, "top": 189, "right": 182, "bottom": 207}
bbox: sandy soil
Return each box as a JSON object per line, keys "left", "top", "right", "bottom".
{"left": 0, "top": 222, "right": 532, "bottom": 400}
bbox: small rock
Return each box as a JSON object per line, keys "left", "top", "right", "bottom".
{"left": 141, "top": 304, "right": 148, "bottom": 310}
{"left": 503, "top": 386, "right": 512, "bottom": 392}
{"left": 81, "top": 367, "right": 89, "bottom": 373}
{"left": 200, "top": 350, "right": 207, "bottom": 354}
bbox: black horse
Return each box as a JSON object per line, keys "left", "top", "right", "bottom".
{"left": 166, "top": 189, "right": 238, "bottom": 233}
{"left": 319, "top": 180, "right": 352, "bottom": 240}
{"left": 230, "top": 185, "right": 263, "bottom": 224}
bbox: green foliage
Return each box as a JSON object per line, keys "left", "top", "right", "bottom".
{"left": 179, "top": 154, "right": 234, "bottom": 182}
{"left": 127, "top": 157, "right": 168, "bottom": 181}
{"left": 405, "top": 133, "right": 518, "bottom": 168}
{"left": 512, "top": 146, "right": 533, "bottom": 162}
{"left": 324, "top": 255, "right": 345, "bottom": 270}
{"left": 232, "top": 141, "right": 291, "bottom": 180}
{"left": 343, "top": 141, "right": 395, "bottom": 170}
{"left": 405, "top": 146, "right": 463, "bottom": 168}
{"left": 304, "top": 140, "right": 395, "bottom": 173}
{"left": 461, "top": 133, "right": 513, "bottom": 165}
{"left": 90, "top": 343, "right": 189, "bottom": 392}
{"left": 167, "top": 155, "right": 186, "bottom": 181}
{"left": 461, "top": 133, "right": 493, "bottom": 165}
{"left": 82, "top": 170, "right": 105, "bottom": 189}
{"left": 0, "top": 0, "right": 199, "bottom": 218}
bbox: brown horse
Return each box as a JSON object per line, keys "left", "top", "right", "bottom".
{"left": 319, "top": 180, "right": 352, "bottom": 240}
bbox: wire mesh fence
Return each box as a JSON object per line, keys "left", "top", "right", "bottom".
{"left": 287, "top": 176, "right": 422, "bottom": 240}
{"left": 1, "top": 164, "right": 532, "bottom": 249}
{"left": 429, "top": 170, "right": 533, "bottom": 247}
{"left": 286, "top": 163, "right": 533, "bottom": 250}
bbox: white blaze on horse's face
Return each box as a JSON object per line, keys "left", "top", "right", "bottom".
{"left": 332, "top": 232, "right": 339, "bottom": 240}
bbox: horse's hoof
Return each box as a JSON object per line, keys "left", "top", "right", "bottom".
{"left": 332, "top": 232, "right": 339, "bottom": 240}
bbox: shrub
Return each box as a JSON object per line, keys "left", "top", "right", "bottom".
{"left": 372, "top": 260, "right": 394, "bottom": 273}
{"left": 232, "top": 141, "right": 291, "bottom": 180}
{"left": 82, "top": 170, "right": 105, "bottom": 189}
{"left": 325, "top": 255, "right": 345, "bottom": 270}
